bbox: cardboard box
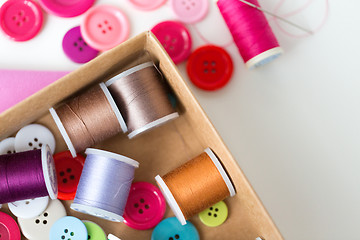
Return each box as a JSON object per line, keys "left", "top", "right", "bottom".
{"left": 0, "top": 32, "right": 283, "bottom": 240}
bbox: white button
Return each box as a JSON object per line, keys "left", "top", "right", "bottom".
{"left": 18, "top": 199, "right": 66, "bottom": 240}
{"left": 8, "top": 197, "right": 49, "bottom": 219}
{"left": 0, "top": 137, "right": 16, "bottom": 154}
{"left": 15, "top": 124, "right": 56, "bottom": 154}
{"left": 108, "top": 234, "right": 122, "bottom": 240}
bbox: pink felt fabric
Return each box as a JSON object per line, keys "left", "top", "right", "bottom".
{"left": 0, "top": 69, "right": 69, "bottom": 114}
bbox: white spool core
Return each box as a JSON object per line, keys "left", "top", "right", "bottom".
{"left": 71, "top": 203, "right": 124, "bottom": 222}
{"left": 85, "top": 148, "right": 139, "bottom": 168}
{"left": 105, "top": 62, "right": 154, "bottom": 87}
{"left": 99, "top": 83, "right": 128, "bottom": 133}
{"left": 108, "top": 234, "right": 122, "bottom": 240}
{"left": 246, "top": 47, "right": 283, "bottom": 69}
{"left": 41, "top": 144, "right": 58, "bottom": 199}
{"left": 155, "top": 175, "right": 187, "bottom": 225}
{"left": 127, "top": 112, "right": 179, "bottom": 139}
{"left": 49, "top": 107, "right": 77, "bottom": 158}
{"left": 205, "top": 148, "right": 236, "bottom": 197}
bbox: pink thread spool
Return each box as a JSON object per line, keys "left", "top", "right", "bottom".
{"left": 216, "top": 0, "right": 283, "bottom": 68}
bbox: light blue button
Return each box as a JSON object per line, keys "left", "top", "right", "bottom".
{"left": 151, "top": 217, "right": 200, "bottom": 240}
{"left": 50, "top": 216, "right": 87, "bottom": 240}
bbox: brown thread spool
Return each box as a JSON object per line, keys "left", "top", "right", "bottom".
{"left": 50, "top": 83, "right": 127, "bottom": 157}
{"left": 155, "top": 148, "right": 236, "bottom": 225}
{"left": 105, "top": 62, "right": 179, "bottom": 139}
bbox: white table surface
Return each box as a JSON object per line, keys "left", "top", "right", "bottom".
{"left": 0, "top": 0, "right": 358, "bottom": 239}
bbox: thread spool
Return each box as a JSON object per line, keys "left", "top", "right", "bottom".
{"left": 216, "top": 0, "right": 283, "bottom": 68}
{"left": 0, "top": 145, "right": 57, "bottom": 204}
{"left": 106, "top": 62, "right": 179, "bottom": 139}
{"left": 71, "top": 148, "right": 139, "bottom": 222}
{"left": 155, "top": 148, "right": 235, "bottom": 225}
{"left": 50, "top": 83, "right": 127, "bottom": 157}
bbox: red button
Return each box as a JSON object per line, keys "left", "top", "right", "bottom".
{"left": 54, "top": 151, "right": 85, "bottom": 200}
{"left": 0, "top": 0, "right": 43, "bottom": 41}
{"left": 123, "top": 182, "right": 166, "bottom": 230}
{"left": 0, "top": 212, "right": 21, "bottom": 240}
{"left": 187, "top": 45, "right": 233, "bottom": 91}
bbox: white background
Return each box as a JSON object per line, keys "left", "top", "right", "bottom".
{"left": 0, "top": 0, "right": 358, "bottom": 239}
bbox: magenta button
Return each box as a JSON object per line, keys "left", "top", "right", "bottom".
{"left": 170, "top": 0, "right": 209, "bottom": 23}
{"left": 128, "top": 0, "right": 167, "bottom": 11}
{"left": 81, "top": 5, "right": 130, "bottom": 51}
{"left": 124, "top": 182, "right": 166, "bottom": 230}
{"left": 38, "top": 0, "right": 95, "bottom": 18}
{"left": 62, "top": 26, "right": 99, "bottom": 63}
{"left": 151, "top": 21, "right": 192, "bottom": 64}
{"left": 0, "top": 0, "right": 43, "bottom": 41}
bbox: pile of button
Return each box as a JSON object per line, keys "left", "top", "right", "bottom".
{"left": 0, "top": 121, "right": 232, "bottom": 239}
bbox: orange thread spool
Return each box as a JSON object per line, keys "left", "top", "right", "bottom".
{"left": 50, "top": 83, "right": 127, "bottom": 157}
{"left": 155, "top": 148, "right": 236, "bottom": 225}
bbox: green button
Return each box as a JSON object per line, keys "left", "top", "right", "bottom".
{"left": 83, "top": 221, "right": 107, "bottom": 240}
{"left": 198, "top": 201, "right": 228, "bottom": 227}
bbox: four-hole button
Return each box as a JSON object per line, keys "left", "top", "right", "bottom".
{"left": 199, "top": 200, "right": 228, "bottom": 227}
{"left": 170, "top": 0, "right": 209, "bottom": 23}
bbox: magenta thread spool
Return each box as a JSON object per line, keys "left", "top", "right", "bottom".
{"left": 216, "top": 0, "right": 283, "bottom": 68}
{"left": 0, "top": 145, "right": 58, "bottom": 204}
{"left": 71, "top": 148, "right": 139, "bottom": 222}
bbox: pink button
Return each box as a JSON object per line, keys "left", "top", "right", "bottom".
{"left": 123, "top": 182, "right": 166, "bottom": 230}
{"left": 81, "top": 5, "right": 130, "bottom": 51}
{"left": 0, "top": 0, "right": 43, "bottom": 41}
{"left": 170, "top": 0, "right": 209, "bottom": 23}
{"left": 38, "top": 0, "right": 95, "bottom": 18}
{"left": 0, "top": 211, "right": 21, "bottom": 240}
{"left": 151, "top": 21, "right": 192, "bottom": 64}
{"left": 128, "top": 0, "right": 167, "bottom": 11}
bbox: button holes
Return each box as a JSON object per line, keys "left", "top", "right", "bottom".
{"left": 79, "top": 47, "right": 83, "bottom": 51}
{"left": 171, "top": 39, "right": 177, "bottom": 43}
{"left": 104, "top": 20, "right": 108, "bottom": 24}
{"left": 74, "top": 42, "right": 78, "bottom": 47}
{"left": 64, "top": 229, "right": 68, "bottom": 233}
{"left": 18, "top": 11, "right": 24, "bottom": 16}
{"left": 35, "top": 219, "right": 40, "bottom": 224}
{"left": 186, "top": 6, "right": 190, "bottom": 10}
{"left": 192, "top": 2, "right": 195, "bottom": 6}
{"left": 78, "top": 37, "right": 82, "bottom": 41}
{"left": 210, "top": 207, "right": 213, "bottom": 210}
{"left": 165, "top": 35, "right": 170, "bottom": 41}
{"left": 134, "top": 203, "right": 139, "bottom": 208}
{"left": 88, "top": 235, "right": 91, "bottom": 239}
{"left": 175, "top": 235, "right": 180, "bottom": 239}
{"left": 7, "top": 151, "right": 11, "bottom": 154}
{"left": 33, "top": 147, "right": 37, "bottom": 150}
{"left": 102, "top": 30, "right": 106, "bottom": 34}
{"left": 211, "top": 61, "right": 216, "bottom": 66}
{"left": 43, "top": 220, "right": 47, "bottom": 224}
{"left": 214, "top": 214, "right": 218, "bottom": 217}
{"left": 63, "top": 178, "right": 68, "bottom": 183}
{"left": 12, "top": 16, "right": 17, "bottom": 21}
{"left": 182, "top": 1, "right": 186, "bottom": 5}
{"left": 34, "top": 138, "right": 38, "bottom": 142}
{"left": 60, "top": 171, "right": 65, "bottom": 176}
{"left": 44, "top": 212, "right": 48, "bottom": 217}
{"left": 108, "top": 26, "right": 112, "bottom": 31}
{"left": 25, "top": 201, "right": 30, "bottom": 204}
{"left": 208, "top": 212, "right": 212, "bottom": 216}
{"left": 70, "top": 175, "right": 75, "bottom": 180}
{"left": 139, "top": 209, "right": 143, "bottom": 214}
{"left": 84, "top": 42, "right": 88, "bottom": 46}
{"left": 140, "top": 198, "right": 145, "bottom": 203}
{"left": 98, "top": 24, "right": 102, "bottom": 28}
{"left": 163, "top": 43, "right": 167, "bottom": 48}
{"left": 61, "top": 236, "right": 65, "bottom": 239}
{"left": 39, "top": 143, "right": 43, "bottom": 147}
{"left": 28, "top": 142, "right": 33, "bottom": 146}
{"left": 169, "top": 238, "right": 174, "bottom": 240}
{"left": 215, "top": 208, "right": 219, "bottom": 212}
{"left": 70, "top": 232, "right": 74, "bottom": 236}
{"left": 204, "top": 69, "right": 209, "bottom": 73}
{"left": 169, "top": 46, "right": 174, "bottom": 51}
{"left": 211, "top": 68, "right": 216, "bottom": 73}
{"left": 67, "top": 168, "right": 72, "bottom": 173}
{"left": 13, "top": 150, "right": 16, "bottom": 153}
{"left": 145, "top": 204, "right": 149, "bottom": 209}
{"left": 204, "top": 61, "right": 209, "bottom": 66}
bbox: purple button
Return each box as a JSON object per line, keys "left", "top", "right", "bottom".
{"left": 38, "top": 0, "right": 95, "bottom": 18}
{"left": 123, "top": 182, "right": 166, "bottom": 230}
{"left": 62, "top": 26, "right": 99, "bottom": 64}
{"left": 170, "top": 0, "right": 209, "bottom": 23}
{"left": 151, "top": 21, "right": 192, "bottom": 64}
{"left": 0, "top": 0, "right": 43, "bottom": 41}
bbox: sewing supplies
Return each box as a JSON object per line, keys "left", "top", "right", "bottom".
{"left": 0, "top": 145, "right": 57, "bottom": 204}
{"left": 49, "top": 83, "right": 127, "bottom": 157}
{"left": 155, "top": 148, "right": 235, "bottom": 225}
{"left": 71, "top": 148, "right": 139, "bottom": 222}
{"left": 106, "top": 62, "right": 179, "bottom": 139}
{"left": 216, "top": 0, "right": 283, "bottom": 68}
